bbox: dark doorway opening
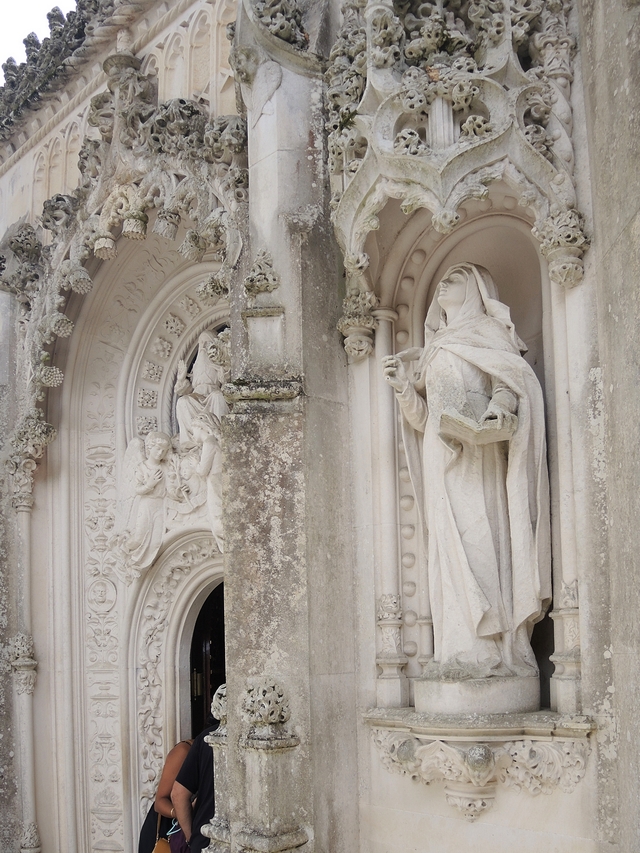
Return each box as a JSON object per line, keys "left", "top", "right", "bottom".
{"left": 531, "top": 610, "right": 554, "bottom": 709}
{"left": 189, "top": 582, "right": 225, "bottom": 736}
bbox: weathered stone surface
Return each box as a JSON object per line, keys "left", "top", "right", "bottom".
{"left": 577, "top": 1, "right": 640, "bottom": 849}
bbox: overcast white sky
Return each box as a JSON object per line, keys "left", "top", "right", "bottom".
{"left": 1, "top": 0, "right": 78, "bottom": 84}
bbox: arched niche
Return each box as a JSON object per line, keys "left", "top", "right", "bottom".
{"left": 358, "top": 185, "right": 561, "bottom": 705}
{"left": 189, "top": 10, "right": 212, "bottom": 100}
{"left": 65, "top": 122, "right": 82, "bottom": 192}
{"left": 49, "top": 137, "right": 64, "bottom": 197}
{"left": 163, "top": 33, "right": 186, "bottom": 101}
{"left": 389, "top": 214, "right": 546, "bottom": 387}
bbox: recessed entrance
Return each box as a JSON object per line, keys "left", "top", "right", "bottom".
{"left": 189, "top": 581, "right": 225, "bottom": 735}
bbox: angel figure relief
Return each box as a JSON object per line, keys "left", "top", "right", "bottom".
{"left": 112, "top": 329, "right": 229, "bottom": 583}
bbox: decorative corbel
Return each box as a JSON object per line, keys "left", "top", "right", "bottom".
{"left": 371, "top": 722, "right": 592, "bottom": 821}
{"left": 336, "top": 253, "right": 379, "bottom": 360}
{"left": 532, "top": 206, "right": 589, "bottom": 287}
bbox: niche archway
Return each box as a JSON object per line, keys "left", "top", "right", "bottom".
{"left": 359, "top": 186, "right": 571, "bottom": 710}
{"left": 125, "top": 532, "right": 223, "bottom": 833}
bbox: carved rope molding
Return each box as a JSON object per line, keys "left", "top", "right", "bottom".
{"left": 328, "top": 0, "right": 589, "bottom": 358}
{"left": 370, "top": 716, "right": 593, "bottom": 821}
{"left": 1, "top": 49, "right": 247, "bottom": 504}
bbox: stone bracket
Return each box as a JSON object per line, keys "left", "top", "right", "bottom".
{"left": 365, "top": 709, "right": 594, "bottom": 821}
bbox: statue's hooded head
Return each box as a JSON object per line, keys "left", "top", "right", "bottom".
{"left": 424, "top": 262, "right": 526, "bottom": 354}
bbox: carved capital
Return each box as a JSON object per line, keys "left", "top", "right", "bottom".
{"left": 19, "top": 821, "right": 41, "bottom": 852}
{"left": 337, "top": 288, "right": 379, "bottom": 361}
{"left": 211, "top": 683, "right": 228, "bottom": 736}
{"left": 243, "top": 677, "right": 291, "bottom": 726}
{"left": 241, "top": 678, "right": 299, "bottom": 747}
{"left": 532, "top": 207, "right": 590, "bottom": 287}
{"left": 9, "top": 456, "right": 37, "bottom": 509}
{"left": 9, "top": 634, "right": 37, "bottom": 694}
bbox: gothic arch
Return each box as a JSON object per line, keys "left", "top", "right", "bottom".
{"left": 32, "top": 151, "right": 47, "bottom": 218}
{"left": 189, "top": 10, "right": 212, "bottom": 100}
{"left": 48, "top": 137, "right": 64, "bottom": 197}
{"left": 124, "top": 530, "right": 223, "bottom": 836}
{"left": 164, "top": 32, "right": 186, "bottom": 101}
{"left": 65, "top": 122, "right": 82, "bottom": 193}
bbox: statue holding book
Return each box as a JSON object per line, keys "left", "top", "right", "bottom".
{"left": 382, "top": 263, "right": 551, "bottom": 710}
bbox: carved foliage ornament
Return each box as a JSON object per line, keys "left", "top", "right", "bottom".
{"left": 4, "top": 53, "right": 247, "bottom": 492}
{"left": 252, "top": 0, "right": 309, "bottom": 50}
{"left": 243, "top": 249, "right": 281, "bottom": 299}
{"left": 373, "top": 728, "right": 590, "bottom": 820}
{"left": 327, "top": 0, "right": 588, "bottom": 354}
{"left": 241, "top": 678, "right": 300, "bottom": 746}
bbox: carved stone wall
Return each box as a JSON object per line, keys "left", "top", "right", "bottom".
{"left": 0, "top": 1, "right": 636, "bottom": 852}
{"left": 71, "top": 236, "right": 230, "bottom": 849}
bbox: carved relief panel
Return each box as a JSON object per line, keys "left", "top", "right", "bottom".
{"left": 74, "top": 234, "right": 230, "bottom": 851}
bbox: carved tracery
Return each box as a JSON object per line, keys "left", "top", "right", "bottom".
{"left": 327, "top": 0, "right": 587, "bottom": 359}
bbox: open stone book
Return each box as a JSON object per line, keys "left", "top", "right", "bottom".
{"left": 439, "top": 408, "right": 518, "bottom": 445}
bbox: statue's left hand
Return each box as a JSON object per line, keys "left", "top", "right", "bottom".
{"left": 480, "top": 401, "right": 507, "bottom": 429}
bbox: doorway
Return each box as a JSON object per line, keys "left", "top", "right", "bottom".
{"left": 189, "top": 582, "right": 225, "bottom": 735}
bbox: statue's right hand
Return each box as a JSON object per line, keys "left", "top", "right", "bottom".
{"left": 176, "top": 359, "right": 187, "bottom": 383}
{"left": 382, "top": 355, "right": 409, "bottom": 392}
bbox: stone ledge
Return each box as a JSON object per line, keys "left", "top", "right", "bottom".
{"left": 363, "top": 707, "right": 594, "bottom": 740}
{"left": 223, "top": 378, "right": 304, "bottom": 402}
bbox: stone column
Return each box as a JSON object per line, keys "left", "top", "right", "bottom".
{"left": 223, "top": 8, "right": 358, "bottom": 851}
{"left": 546, "top": 280, "right": 582, "bottom": 714}
{"left": 372, "top": 308, "right": 408, "bottom": 707}
{"left": 10, "top": 459, "right": 41, "bottom": 853}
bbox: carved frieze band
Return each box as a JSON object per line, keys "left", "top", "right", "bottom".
{"left": 372, "top": 727, "right": 591, "bottom": 821}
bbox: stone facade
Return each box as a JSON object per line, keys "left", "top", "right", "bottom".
{"left": 0, "top": 1, "right": 638, "bottom": 852}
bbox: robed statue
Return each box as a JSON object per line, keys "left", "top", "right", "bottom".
{"left": 383, "top": 263, "right": 551, "bottom": 689}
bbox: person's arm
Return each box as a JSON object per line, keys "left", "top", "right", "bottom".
{"left": 171, "top": 781, "right": 194, "bottom": 841}
{"left": 154, "top": 741, "right": 191, "bottom": 819}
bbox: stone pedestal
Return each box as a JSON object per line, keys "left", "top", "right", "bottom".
{"left": 414, "top": 675, "right": 540, "bottom": 715}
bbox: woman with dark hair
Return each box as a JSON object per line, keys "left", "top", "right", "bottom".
{"left": 138, "top": 739, "right": 192, "bottom": 853}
